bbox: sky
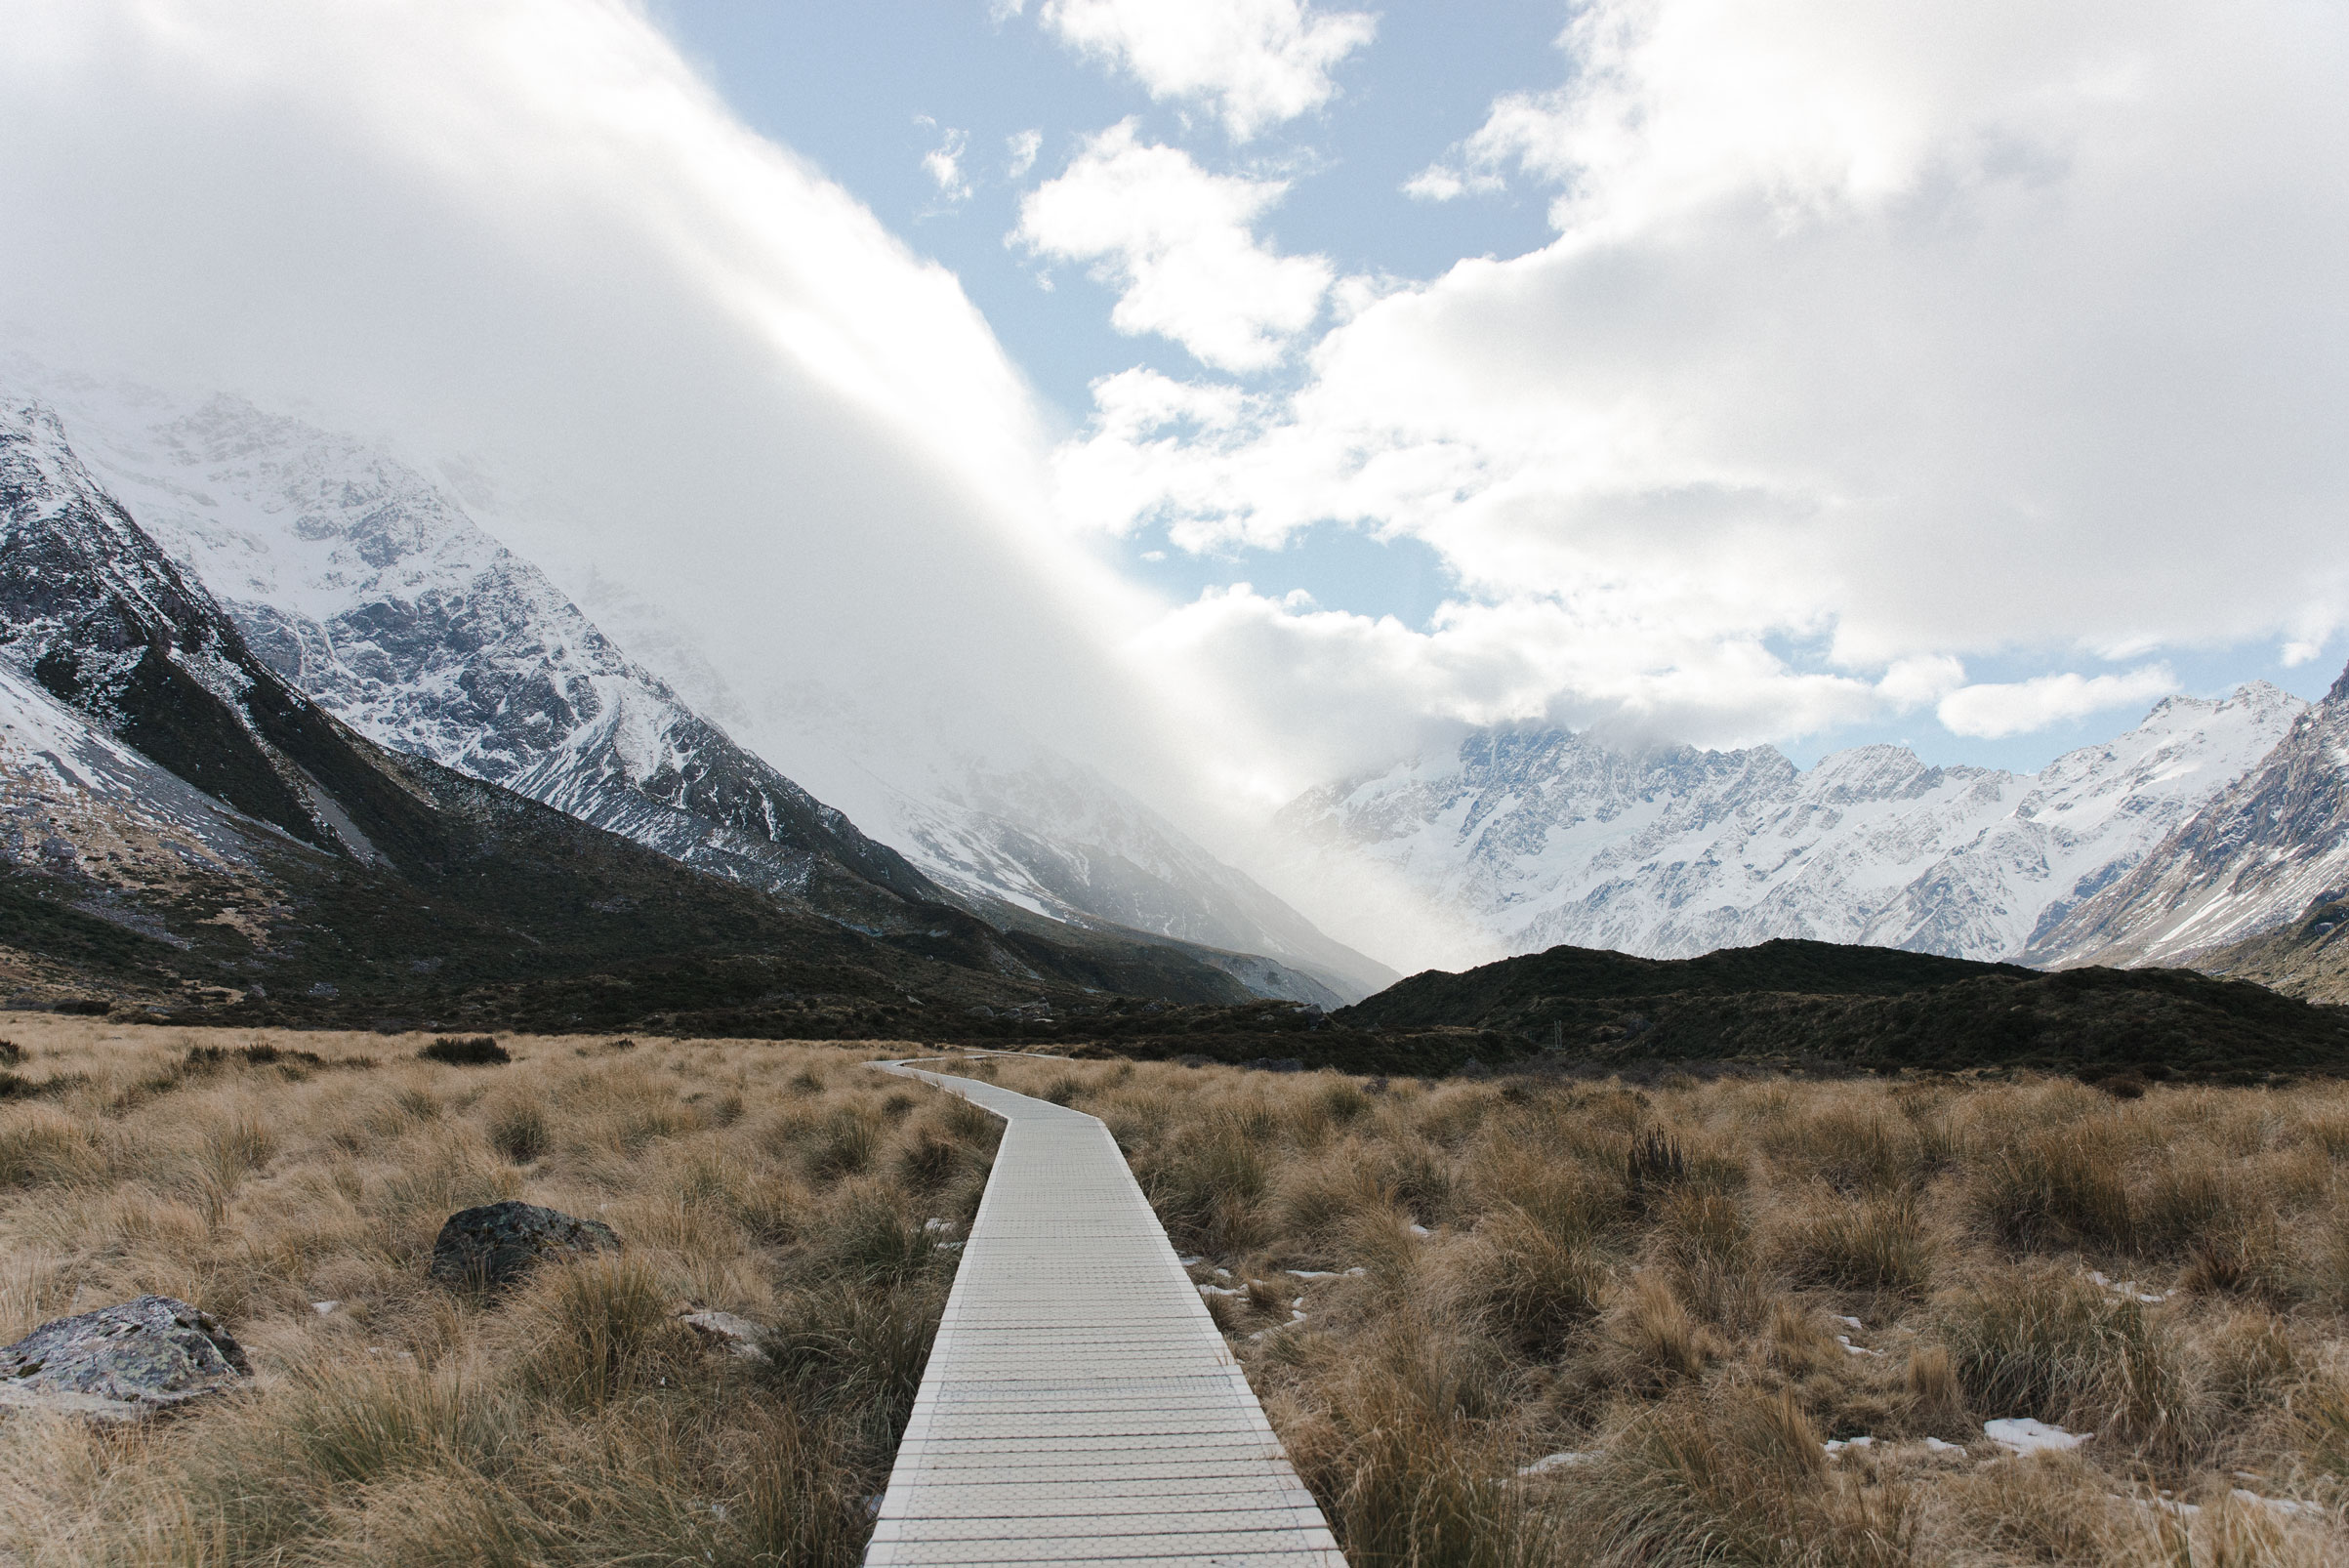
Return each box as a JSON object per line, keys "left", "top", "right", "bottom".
{"left": 2, "top": 0, "right": 2347, "bottom": 844}
{"left": 643, "top": 0, "right": 2349, "bottom": 775}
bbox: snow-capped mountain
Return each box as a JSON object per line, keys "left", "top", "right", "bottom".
{"left": 1272, "top": 683, "right": 2307, "bottom": 970}
{"left": 0, "top": 397, "right": 392, "bottom": 864}
{"left": 0, "top": 392, "right": 1349, "bottom": 1012}
{"left": 11, "top": 368, "right": 1385, "bottom": 1000}
{"left": 6, "top": 375, "right": 957, "bottom": 933}
{"left": 2028, "top": 662, "right": 2349, "bottom": 967}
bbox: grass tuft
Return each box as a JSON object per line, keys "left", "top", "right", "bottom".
{"left": 420, "top": 1035, "right": 511, "bottom": 1066}
{"left": 1776, "top": 1187, "right": 1937, "bottom": 1298}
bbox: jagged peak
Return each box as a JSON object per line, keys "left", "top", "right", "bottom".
{"left": 0, "top": 397, "right": 69, "bottom": 442}
{"left": 2139, "top": 679, "right": 2305, "bottom": 725}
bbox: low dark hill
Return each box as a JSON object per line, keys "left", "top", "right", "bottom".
{"left": 1334, "top": 938, "right": 2349, "bottom": 1081}
{"left": 1347, "top": 939, "right": 2030, "bottom": 1027}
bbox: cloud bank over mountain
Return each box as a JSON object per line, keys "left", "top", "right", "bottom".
{"left": 1054, "top": 0, "right": 2349, "bottom": 775}
{"left": 5, "top": 0, "right": 2348, "bottom": 878}
{"left": 0, "top": 0, "right": 1178, "bottom": 805}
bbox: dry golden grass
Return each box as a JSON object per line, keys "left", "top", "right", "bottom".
{"left": 0, "top": 1019, "right": 998, "bottom": 1566}
{"left": 10, "top": 1020, "right": 2349, "bottom": 1568}
{"left": 945, "top": 1054, "right": 2349, "bottom": 1568}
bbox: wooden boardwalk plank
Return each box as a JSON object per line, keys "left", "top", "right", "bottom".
{"left": 866, "top": 1060, "right": 1345, "bottom": 1568}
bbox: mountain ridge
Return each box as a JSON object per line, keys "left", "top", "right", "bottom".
{"left": 1272, "top": 682, "right": 2308, "bottom": 972}
{"left": 9, "top": 369, "right": 1383, "bottom": 1002}
{"left": 2026, "top": 666, "right": 2349, "bottom": 969}
{"left": 1333, "top": 936, "right": 2349, "bottom": 1081}
{"left": 0, "top": 396, "right": 1310, "bottom": 1017}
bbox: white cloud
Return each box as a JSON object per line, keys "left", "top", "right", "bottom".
{"left": 1057, "top": 0, "right": 2349, "bottom": 751}
{"left": 1015, "top": 122, "right": 1332, "bottom": 372}
{"left": 1030, "top": 0, "right": 1376, "bottom": 142}
{"left": 1006, "top": 128, "right": 1043, "bottom": 179}
{"left": 918, "top": 118, "right": 972, "bottom": 203}
{"left": 1401, "top": 164, "right": 1501, "bottom": 203}
{"left": 1129, "top": 583, "right": 1902, "bottom": 803}
{"left": 1875, "top": 655, "right": 1968, "bottom": 712}
{"left": 0, "top": 0, "right": 1179, "bottom": 815}
{"left": 1937, "top": 666, "right": 2179, "bottom": 738}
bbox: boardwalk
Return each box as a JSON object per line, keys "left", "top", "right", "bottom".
{"left": 867, "top": 1059, "right": 1344, "bottom": 1567}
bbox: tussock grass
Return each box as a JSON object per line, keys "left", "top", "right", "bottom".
{"left": 955, "top": 1053, "right": 2349, "bottom": 1567}
{"left": 1776, "top": 1187, "right": 1938, "bottom": 1299}
{"left": 13, "top": 1023, "right": 2349, "bottom": 1567}
{"left": 0, "top": 1020, "right": 998, "bottom": 1565}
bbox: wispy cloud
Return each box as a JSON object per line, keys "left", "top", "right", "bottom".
{"left": 1015, "top": 121, "right": 1330, "bottom": 372}
{"left": 1025, "top": 0, "right": 1375, "bottom": 142}
{"left": 1006, "top": 128, "right": 1043, "bottom": 179}
{"left": 1051, "top": 0, "right": 2349, "bottom": 751}
{"left": 916, "top": 116, "right": 972, "bottom": 203}
{"left": 1939, "top": 667, "right": 2181, "bottom": 738}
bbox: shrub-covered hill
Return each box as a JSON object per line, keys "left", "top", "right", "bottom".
{"left": 1335, "top": 937, "right": 2349, "bottom": 1081}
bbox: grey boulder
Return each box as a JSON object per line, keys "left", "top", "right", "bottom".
{"left": 428, "top": 1200, "right": 620, "bottom": 1289}
{"left": 679, "top": 1308, "right": 768, "bottom": 1362}
{"left": 0, "top": 1295, "right": 249, "bottom": 1420}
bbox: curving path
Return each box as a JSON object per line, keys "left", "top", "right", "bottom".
{"left": 867, "top": 1058, "right": 1344, "bottom": 1567}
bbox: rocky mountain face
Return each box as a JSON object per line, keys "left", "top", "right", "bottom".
{"left": 14, "top": 379, "right": 947, "bottom": 933}
{"left": 12, "top": 372, "right": 1378, "bottom": 1001}
{"left": 0, "top": 399, "right": 420, "bottom": 865}
{"left": 1275, "top": 685, "right": 2307, "bottom": 970}
{"left": 2192, "top": 894, "right": 2349, "bottom": 1005}
{"left": 0, "top": 396, "right": 1299, "bottom": 1016}
{"left": 2027, "top": 664, "right": 2349, "bottom": 969}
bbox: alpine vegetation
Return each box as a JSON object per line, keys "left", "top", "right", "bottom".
{"left": 945, "top": 1052, "right": 2349, "bottom": 1568}
{"left": 0, "top": 1018, "right": 999, "bottom": 1565}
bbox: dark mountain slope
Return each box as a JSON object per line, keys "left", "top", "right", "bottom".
{"left": 1336, "top": 937, "right": 2349, "bottom": 1080}
{"left": 1344, "top": 939, "right": 2032, "bottom": 1029}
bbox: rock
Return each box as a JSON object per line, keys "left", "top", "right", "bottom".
{"left": 428, "top": 1200, "right": 619, "bottom": 1289}
{"left": 679, "top": 1309, "right": 767, "bottom": 1362}
{"left": 0, "top": 1295, "right": 248, "bottom": 1420}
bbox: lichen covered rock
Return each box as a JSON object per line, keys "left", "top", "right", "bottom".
{"left": 0, "top": 1295, "right": 248, "bottom": 1419}
{"left": 429, "top": 1200, "right": 620, "bottom": 1289}
{"left": 679, "top": 1308, "right": 767, "bottom": 1362}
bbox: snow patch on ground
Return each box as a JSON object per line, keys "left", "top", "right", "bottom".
{"left": 1985, "top": 1418, "right": 2091, "bottom": 1455}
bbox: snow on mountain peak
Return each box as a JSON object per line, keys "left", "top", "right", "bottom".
{"left": 4, "top": 366, "right": 1390, "bottom": 1001}
{"left": 1270, "top": 687, "right": 2306, "bottom": 972}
